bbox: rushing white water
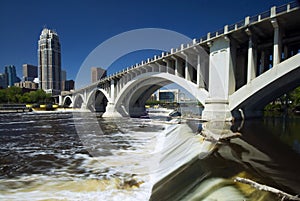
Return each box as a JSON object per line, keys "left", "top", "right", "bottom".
{"left": 1, "top": 112, "right": 300, "bottom": 201}
{"left": 0, "top": 112, "right": 187, "bottom": 200}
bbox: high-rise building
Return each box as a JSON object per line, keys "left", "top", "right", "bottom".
{"left": 23, "top": 64, "right": 38, "bottom": 82}
{"left": 61, "top": 70, "right": 66, "bottom": 90}
{"left": 0, "top": 73, "right": 7, "bottom": 89}
{"left": 91, "top": 67, "right": 107, "bottom": 83}
{"left": 5, "top": 65, "right": 20, "bottom": 87}
{"left": 38, "top": 28, "right": 61, "bottom": 95}
{"left": 61, "top": 70, "right": 66, "bottom": 82}
{"left": 61, "top": 79, "right": 74, "bottom": 91}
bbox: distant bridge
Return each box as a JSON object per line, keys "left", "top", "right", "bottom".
{"left": 60, "top": 2, "right": 300, "bottom": 120}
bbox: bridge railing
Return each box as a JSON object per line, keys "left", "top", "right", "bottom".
{"left": 259, "top": 10, "right": 271, "bottom": 20}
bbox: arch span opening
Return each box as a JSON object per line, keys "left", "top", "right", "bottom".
{"left": 114, "top": 72, "right": 208, "bottom": 118}
{"left": 86, "top": 89, "right": 109, "bottom": 114}
{"left": 73, "top": 94, "right": 84, "bottom": 109}
{"left": 63, "top": 96, "right": 72, "bottom": 107}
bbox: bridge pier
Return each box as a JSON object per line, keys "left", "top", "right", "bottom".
{"left": 202, "top": 100, "right": 232, "bottom": 121}
{"left": 80, "top": 103, "right": 89, "bottom": 111}
{"left": 202, "top": 36, "right": 235, "bottom": 121}
{"left": 102, "top": 103, "right": 122, "bottom": 117}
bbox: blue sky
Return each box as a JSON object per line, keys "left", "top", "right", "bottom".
{"left": 0, "top": 0, "right": 293, "bottom": 82}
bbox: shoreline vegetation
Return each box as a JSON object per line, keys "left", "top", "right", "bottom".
{"left": 263, "top": 86, "right": 300, "bottom": 114}
{"left": 0, "top": 86, "right": 52, "bottom": 104}
{"left": 1, "top": 86, "right": 300, "bottom": 115}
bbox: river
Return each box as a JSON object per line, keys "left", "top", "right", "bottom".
{"left": 0, "top": 111, "right": 299, "bottom": 200}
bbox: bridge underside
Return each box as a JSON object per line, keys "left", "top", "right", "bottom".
{"left": 128, "top": 83, "right": 170, "bottom": 118}
{"left": 231, "top": 54, "right": 300, "bottom": 119}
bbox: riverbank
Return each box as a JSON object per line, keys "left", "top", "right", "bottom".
{"left": 0, "top": 104, "right": 31, "bottom": 113}
{"left": 0, "top": 104, "right": 78, "bottom": 113}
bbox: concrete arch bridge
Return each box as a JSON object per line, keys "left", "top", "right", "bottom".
{"left": 60, "top": 3, "right": 300, "bottom": 120}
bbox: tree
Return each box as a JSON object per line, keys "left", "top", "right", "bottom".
{"left": 290, "top": 86, "right": 300, "bottom": 107}
{"left": 6, "top": 87, "right": 22, "bottom": 103}
{"left": 0, "top": 90, "right": 7, "bottom": 103}
{"left": 0, "top": 87, "right": 53, "bottom": 104}
{"left": 19, "top": 93, "right": 31, "bottom": 103}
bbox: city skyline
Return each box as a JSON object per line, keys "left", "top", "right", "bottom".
{"left": 0, "top": 0, "right": 294, "bottom": 82}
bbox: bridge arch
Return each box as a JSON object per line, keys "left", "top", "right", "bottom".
{"left": 62, "top": 95, "right": 73, "bottom": 107}
{"left": 230, "top": 54, "right": 300, "bottom": 118}
{"left": 86, "top": 88, "right": 110, "bottom": 113}
{"left": 73, "top": 94, "right": 85, "bottom": 109}
{"left": 114, "top": 72, "right": 208, "bottom": 117}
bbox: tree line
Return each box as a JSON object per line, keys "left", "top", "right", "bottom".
{"left": 1, "top": 86, "right": 300, "bottom": 110}
{"left": 0, "top": 86, "right": 52, "bottom": 104}
{"left": 265, "top": 86, "right": 300, "bottom": 112}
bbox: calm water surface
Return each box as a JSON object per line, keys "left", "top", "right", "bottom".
{"left": 0, "top": 112, "right": 299, "bottom": 200}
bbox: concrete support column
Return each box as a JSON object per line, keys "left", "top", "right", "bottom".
{"left": 271, "top": 18, "right": 282, "bottom": 66}
{"left": 117, "top": 79, "right": 121, "bottom": 95}
{"left": 202, "top": 36, "right": 235, "bottom": 121}
{"left": 149, "top": 64, "right": 157, "bottom": 73}
{"left": 110, "top": 79, "right": 115, "bottom": 103}
{"left": 181, "top": 52, "right": 191, "bottom": 81}
{"left": 163, "top": 59, "right": 171, "bottom": 73}
{"left": 196, "top": 54, "right": 205, "bottom": 87}
{"left": 83, "top": 90, "right": 87, "bottom": 105}
{"left": 155, "top": 63, "right": 160, "bottom": 73}
{"left": 58, "top": 95, "right": 63, "bottom": 106}
{"left": 81, "top": 102, "right": 87, "bottom": 110}
{"left": 81, "top": 90, "right": 88, "bottom": 110}
{"left": 131, "top": 71, "right": 136, "bottom": 79}
{"left": 122, "top": 76, "right": 126, "bottom": 89}
{"left": 102, "top": 79, "right": 121, "bottom": 118}
{"left": 246, "top": 29, "right": 257, "bottom": 83}
{"left": 171, "top": 56, "right": 179, "bottom": 76}
{"left": 146, "top": 65, "right": 152, "bottom": 73}
{"left": 150, "top": 64, "right": 154, "bottom": 72}
{"left": 127, "top": 73, "right": 131, "bottom": 82}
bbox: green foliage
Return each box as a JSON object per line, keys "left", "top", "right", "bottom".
{"left": 265, "top": 86, "right": 300, "bottom": 112}
{"left": 146, "top": 100, "right": 161, "bottom": 106}
{"left": 0, "top": 87, "right": 52, "bottom": 104}
{"left": 264, "top": 102, "right": 281, "bottom": 111}
{"left": 6, "top": 86, "right": 22, "bottom": 103}
{"left": 290, "top": 86, "right": 300, "bottom": 107}
{"left": 0, "top": 90, "right": 7, "bottom": 103}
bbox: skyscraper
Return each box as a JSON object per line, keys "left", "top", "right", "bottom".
{"left": 91, "top": 67, "right": 107, "bottom": 83}
{"left": 0, "top": 74, "right": 7, "bottom": 89}
{"left": 23, "top": 64, "right": 38, "bottom": 82}
{"left": 61, "top": 70, "right": 66, "bottom": 82}
{"left": 5, "top": 65, "right": 20, "bottom": 87}
{"left": 38, "top": 28, "right": 61, "bottom": 95}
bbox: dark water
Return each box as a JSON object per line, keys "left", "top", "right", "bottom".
{"left": 0, "top": 112, "right": 299, "bottom": 200}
